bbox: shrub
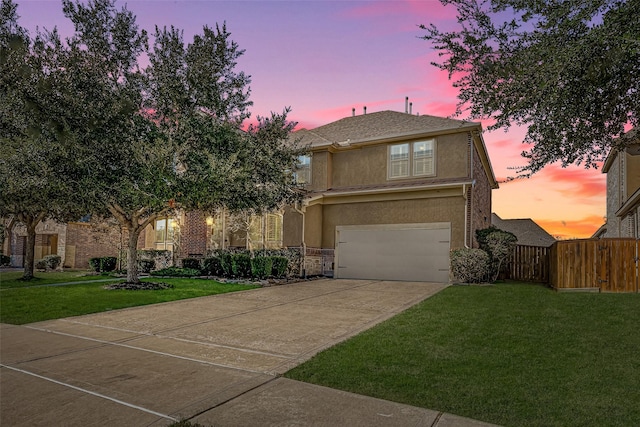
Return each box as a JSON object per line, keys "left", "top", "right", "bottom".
{"left": 138, "top": 259, "right": 156, "bottom": 273}
{"left": 89, "top": 257, "right": 102, "bottom": 272}
{"left": 35, "top": 259, "right": 47, "bottom": 270}
{"left": 483, "top": 230, "right": 518, "bottom": 282}
{"left": 231, "top": 253, "right": 252, "bottom": 277}
{"left": 270, "top": 256, "right": 288, "bottom": 278}
{"left": 450, "top": 248, "right": 489, "bottom": 283}
{"left": 101, "top": 257, "right": 117, "bottom": 272}
{"left": 220, "top": 252, "right": 234, "bottom": 277}
{"left": 43, "top": 254, "right": 61, "bottom": 270}
{"left": 182, "top": 258, "right": 202, "bottom": 272}
{"left": 251, "top": 256, "right": 273, "bottom": 279}
{"left": 202, "top": 257, "right": 223, "bottom": 276}
{"left": 0, "top": 254, "right": 10, "bottom": 266}
{"left": 150, "top": 267, "right": 200, "bottom": 277}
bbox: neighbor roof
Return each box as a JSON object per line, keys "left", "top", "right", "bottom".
{"left": 295, "top": 110, "right": 479, "bottom": 147}
{"left": 491, "top": 213, "right": 556, "bottom": 247}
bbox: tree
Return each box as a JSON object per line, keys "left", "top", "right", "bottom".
{"left": 0, "top": 0, "right": 86, "bottom": 279}
{"left": 422, "top": 0, "right": 640, "bottom": 174}
{"left": 56, "top": 0, "right": 304, "bottom": 284}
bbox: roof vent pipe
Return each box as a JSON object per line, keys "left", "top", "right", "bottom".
{"left": 364, "top": 106, "right": 367, "bottom": 115}
{"left": 352, "top": 108, "right": 355, "bottom": 117}
{"left": 409, "top": 102, "right": 413, "bottom": 114}
{"left": 405, "top": 97, "right": 409, "bottom": 113}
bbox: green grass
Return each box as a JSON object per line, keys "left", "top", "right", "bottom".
{"left": 0, "top": 277, "right": 259, "bottom": 324}
{"left": 286, "top": 282, "right": 640, "bottom": 427}
{"left": 0, "top": 270, "right": 108, "bottom": 289}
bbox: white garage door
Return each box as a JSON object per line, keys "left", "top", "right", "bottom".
{"left": 335, "top": 223, "right": 450, "bottom": 282}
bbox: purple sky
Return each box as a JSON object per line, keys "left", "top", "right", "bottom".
{"left": 13, "top": 0, "right": 607, "bottom": 238}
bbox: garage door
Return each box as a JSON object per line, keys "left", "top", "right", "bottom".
{"left": 335, "top": 223, "right": 450, "bottom": 282}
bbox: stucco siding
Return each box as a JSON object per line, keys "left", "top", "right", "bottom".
{"left": 321, "top": 195, "right": 465, "bottom": 249}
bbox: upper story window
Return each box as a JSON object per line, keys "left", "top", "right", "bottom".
{"left": 388, "top": 140, "right": 435, "bottom": 179}
{"left": 295, "top": 155, "right": 312, "bottom": 184}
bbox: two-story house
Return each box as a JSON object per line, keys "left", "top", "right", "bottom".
{"left": 283, "top": 109, "right": 498, "bottom": 282}
{"left": 593, "top": 128, "right": 640, "bottom": 239}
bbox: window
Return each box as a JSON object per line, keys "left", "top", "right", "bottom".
{"left": 295, "top": 155, "right": 311, "bottom": 184}
{"left": 388, "top": 140, "right": 435, "bottom": 179}
{"left": 389, "top": 144, "right": 409, "bottom": 178}
{"left": 155, "top": 218, "right": 176, "bottom": 250}
{"left": 247, "top": 213, "right": 283, "bottom": 250}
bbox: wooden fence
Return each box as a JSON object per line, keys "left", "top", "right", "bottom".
{"left": 507, "top": 245, "right": 550, "bottom": 283}
{"left": 506, "top": 239, "right": 639, "bottom": 292}
{"left": 549, "top": 239, "right": 638, "bottom": 293}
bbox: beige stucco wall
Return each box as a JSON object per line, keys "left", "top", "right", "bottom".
{"left": 320, "top": 195, "right": 466, "bottom": 248}
{"left": 309, "top": 150, "right": 332, "bottom": 191}
{"left": 304, "top": 204, "right": 324, "bottom": 248}
{"left": 326, "top": 134, "right": 470, "bottom": 189}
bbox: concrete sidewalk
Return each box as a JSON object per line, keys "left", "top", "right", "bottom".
{"left": 0, "top": 279, "right": 500, "bottom": 426}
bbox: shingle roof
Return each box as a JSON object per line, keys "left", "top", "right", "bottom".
{"left": 491, "top": 213, "right": 556, "bottom": 247}
{"left": 295, "top": 110, "right": 479, "bottom": 147}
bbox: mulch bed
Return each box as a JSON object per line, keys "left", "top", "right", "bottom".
{"left": 103, "top": 282, "right": 174, "bottom": 290}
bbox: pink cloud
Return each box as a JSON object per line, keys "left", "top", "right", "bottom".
{"left": 540, "top": 165, "right": 606, "bottom": 199}
{"left": 341, "top": 0, "right": 455, "bottom": 21}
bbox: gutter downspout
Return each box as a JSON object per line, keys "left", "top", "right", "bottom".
{"left": 463, "top": 184, "right": 469, "bottom": 248}
{"left": 293, "top": 202, "right": 307, "bottom": 278}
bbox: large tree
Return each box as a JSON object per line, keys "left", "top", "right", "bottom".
{"left": 0, "top": 0, "right": 86, "bottom": 279}
{"left": 422, "top": 0, "right": 640, "bottom": 174}
{"left": 59, "top": 0, "right": 303, "bottom": 284}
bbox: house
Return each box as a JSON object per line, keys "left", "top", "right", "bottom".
{"left": 3, "top": 218, "right": 122, "bottom": 269}
{"left": 491, "top": 213, "right": 556, "bottom": 247}
{"left": 593, "top": 129, "right": 640, "bottom": 239}
{"left": 280, "top": 109, "right": 498, "bottom": 282}
{"left": 159, "top": 108, "right": 497, "bottom": 282}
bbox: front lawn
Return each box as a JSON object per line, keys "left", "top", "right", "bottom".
{"left": 286, "top": 282, "right": 640, "bottom": 427}
{"left": 0, "top": 270, "right": 105, "bottom": 289}
{"left": 0, "top": 277, "right": 259, "bottom": 324}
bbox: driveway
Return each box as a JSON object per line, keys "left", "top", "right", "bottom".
{"left": 0, "top": 279, "right": 497, "bottom": 426}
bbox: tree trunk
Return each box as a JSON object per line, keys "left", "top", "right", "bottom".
{"left": 126, "top": 227, "right": 141, "bottom": 284}
{"left": 23, "top": 224, "right": 37, "bottom": 280}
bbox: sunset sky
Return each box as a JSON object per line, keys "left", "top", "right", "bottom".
{"left": 14, "top": 0, "right": 608, "bottom": 239}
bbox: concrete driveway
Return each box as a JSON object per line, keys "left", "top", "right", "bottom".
{"left": 0, "top": 279, "right": 498, "bottom": 426}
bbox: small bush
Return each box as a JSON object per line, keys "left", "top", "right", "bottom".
{"left": 89, "top": 257, "right": 102, "bottom": 272}
{"left": 43, "top": 254, "right": 61, "bottom": 270}
{"left": 450, "top": 248, "right": 489, "bottom": 284}
{"left": 251, "top": 256, "right": 273, "bottom": 279}
{"left": 0, "top": 254, "right": 9, "bottom": 266}
{"left": 220, "top": 252, "right": 234, "bottom": 277}
{"left": 150, "top": 267, "right": 200, "bottom": 277}
{"left": 182, "top": 258, "right": 202, "bottom": 271}
{"left": 202, "top": 257, "right": 223, "bottom": 276}
{"left": 101, "top": 257, "right": 117, "bottom": 272}
{"left": 271, "top": 256, "right": 288, "bottom": 278}
{"left": 232, "top": 253, "right": 252, "bottom": 277}
{"left": 35, "top": 259, "right": 47, "bottom": 270}
{"left": 138, "top": 259, "right": 156, "bottom": 273}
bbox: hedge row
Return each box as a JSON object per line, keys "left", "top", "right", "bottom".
{"left": 89, "top": 256, "right": 118, "bottom": 272}
{"left": 180, "top": 254, "right": 289, "bottom": 279}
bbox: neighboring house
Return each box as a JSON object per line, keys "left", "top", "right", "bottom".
{"left": 3, "top": 218, "right": 122, "bottom": 269}
{"left": 593, "top": 129, "right": 640, "bottom": 239}
{"left": 491, "top": 213, "right": 556, "bottom": 247}
{"left": 280, "top": 109, "right": 498, "bottom": 282}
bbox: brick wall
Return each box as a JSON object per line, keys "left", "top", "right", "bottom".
{"left": 471, "top": 135, "right": 493, "bottom": 247}
{"left": 65, "top": 222, "right": 122, "bottom": 269}
{"left": 182, "top": 210, "right": 208, "bottom": 258}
